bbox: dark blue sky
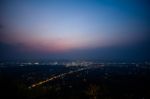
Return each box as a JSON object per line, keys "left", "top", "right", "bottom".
{"left": 0, "top": 0, "right": 150, "bottom": 61}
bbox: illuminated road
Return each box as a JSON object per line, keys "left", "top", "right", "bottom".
{"left": 28, "top": 67, "right": 91, "bottom": 89}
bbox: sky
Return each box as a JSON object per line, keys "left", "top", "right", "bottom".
{"left": 0, "top": 0, "right": 150, "bottom": 61}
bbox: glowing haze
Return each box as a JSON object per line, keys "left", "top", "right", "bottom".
{"left": 0, "top": 0, "right": 150, "bottom": 60}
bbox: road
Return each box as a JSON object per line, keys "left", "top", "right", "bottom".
{"left": 28, "top": 67, "right": 91, "bottom": 89}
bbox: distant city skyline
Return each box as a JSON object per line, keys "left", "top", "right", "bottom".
{"left": 0, "top": 0, "right": 150, "bottom": 60}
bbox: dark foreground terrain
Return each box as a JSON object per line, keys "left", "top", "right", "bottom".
{"left": 0, "top": 62, "right": 150, "bottom": 99}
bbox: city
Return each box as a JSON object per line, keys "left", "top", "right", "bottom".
{"left": 0, "top": 60, "right": 150, "bottom": 99}
{"left": 0, "top": 0, "right": 150, "bottom": 99}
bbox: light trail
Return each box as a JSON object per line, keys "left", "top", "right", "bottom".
{"left": 28, "top": 67, "right": 91, "bottom": 89}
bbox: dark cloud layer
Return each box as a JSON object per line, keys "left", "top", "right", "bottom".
{"left": 0, "top": 41, "right": 150, "bottom": 61}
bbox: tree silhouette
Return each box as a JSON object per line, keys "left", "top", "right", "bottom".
{"left": 85, "top": 84, "right": 99, "bottom": 99}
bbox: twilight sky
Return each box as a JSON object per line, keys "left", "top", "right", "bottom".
{"left": 0, "top": 0, "right": 150, "bottom": 61}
